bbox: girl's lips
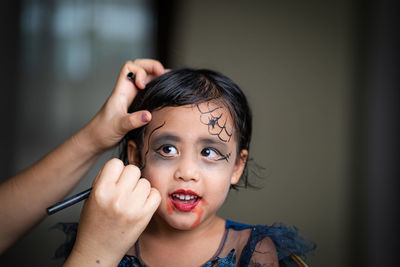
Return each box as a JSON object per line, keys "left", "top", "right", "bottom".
{"left": 169, "top": 189, "right": 201, "bottom": 212}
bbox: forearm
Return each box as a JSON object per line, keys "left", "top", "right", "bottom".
{"left": 0, "top": 59, "right": 164, "bottom": 253}
{"left": 63, "top": 246, "right": 123, "bottom": 267}
{"left": 0, "top": 127, "right": 101, "bottom": 253}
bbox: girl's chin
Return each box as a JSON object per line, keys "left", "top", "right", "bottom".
{"left": 157, "top": 212, "right": 203, "bottom": 231}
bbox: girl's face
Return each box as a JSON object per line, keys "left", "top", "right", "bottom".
{"left": 128, "top": 102, "right": 248, "bottom": 230}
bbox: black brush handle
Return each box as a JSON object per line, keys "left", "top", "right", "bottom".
{"left": 47, "top": 188, "right": 92, "bottom": 215}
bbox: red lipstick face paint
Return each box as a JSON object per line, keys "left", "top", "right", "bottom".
{"left": 190, "top": 199, "right": 208, "bottom": 229}
{"left": 166, "top": 196, "right": 173, "bottom": 215}
{"left": 169, "top": 189, "right": 201, "bottom": 212}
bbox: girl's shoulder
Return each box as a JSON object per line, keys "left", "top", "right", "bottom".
{"left": 225, "top": 220, "right": 316, "bottom": 266}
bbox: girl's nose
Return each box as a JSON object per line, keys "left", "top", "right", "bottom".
{"left": 173, "top": 156, "right": 200, "bottom": 182}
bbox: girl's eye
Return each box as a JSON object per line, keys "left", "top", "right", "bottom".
{"left": 201, "top": 148, "right": 221, "bottom": 160}
{"left": 157, "top": 145, "right": 178, "bottom": 157}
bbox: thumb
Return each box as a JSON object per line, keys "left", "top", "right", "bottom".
{"left": 120, "top": 111, "right": 152, "bottom": 133}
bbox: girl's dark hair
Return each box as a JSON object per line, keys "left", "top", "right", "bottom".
{"left": 119, "top": 68, "right": 253, "bottom": 189}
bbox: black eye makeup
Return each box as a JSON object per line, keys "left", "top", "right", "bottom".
{"left": 144, "top": 121, "right": 166, "bottom": 164}
{"left": 200, "top": 148, "right": 231, "bottom": 162}
{"left": 148, "top": 133, "right": 233, "bottom": 163}
{"left": 218, "top": 152, "right": 231, "bottom": 162}
{"left": 151, "top": 143, "right": 231, "bottom": 163}
{"left": 155, "top": 144, "right": 179, "bottom": 158}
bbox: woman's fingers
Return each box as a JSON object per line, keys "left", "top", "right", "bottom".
{"left": 115, "top": 165, "right": 141, "bottom": 193}
{"left": 131, "top": 187, "right": 161, "bottom": 231}
{"left": 78, "top": 59, "right": 165, "bottom": 153}
{"left": 71, "top": 159, "right": 159, "bottom": 265}
{"left": 86, "top": 158, "right": 159, "bottom": 230}
{"left": 127, "top": 59, "right": 165, "bottom": 87}
{"left": 129, "top": 178, "right": 151, "bottom": 209}
{"left": 126, "top": 65, "right": 148, "bottom": 89}
{"left": 132, "top": 58, "right": 165, "bottom": 76}
{"left": 113, "top": 59, "right": 165, "bottom": 109}
{"left": 113, "top": 64, "right": 146, "bottom": 106}
{"left": 92, "top": 159, "right": 159, "bottom": 216}
{"left": 118, "top": 59, "right": 165, "bottom": 91}
{"left": 143, "top": 188, "right": 161, "bottom": 214}
{"left": 91, "top": 159, "right": 124, "bottom": 206}
{"left": 96, "top": 158, "right": 124, "bottom": 187}
{"left": 119, "top": 110, "right": 152, "bottom": 133}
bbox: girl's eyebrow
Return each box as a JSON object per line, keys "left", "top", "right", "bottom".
{"left": 151, "top": 133, "right": 180, "bottom": 145}
{"left": 151, "top": 134, "right": 229, "bottom": 150}
{"left": 198, "top": 137, "right": 229, "bottom": 149}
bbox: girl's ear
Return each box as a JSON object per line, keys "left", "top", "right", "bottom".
{"left": 230, "top": 149, "right": 248, "bottom": 185}
{"left": 127, "top": 140, "right": 141, "bottom": 165}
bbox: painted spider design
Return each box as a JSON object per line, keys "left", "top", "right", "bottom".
{"left": 197, "top": 103, "right": 232, "bottom": 143}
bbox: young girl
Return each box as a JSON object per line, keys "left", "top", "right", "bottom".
{"left": 59, "top": 66, "right": 315, "bottom": 266}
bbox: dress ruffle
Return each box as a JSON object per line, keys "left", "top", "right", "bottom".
{"left": 259, "top": 222, "right": 316, "bottom": 262}
{"left": 51, "top": 222, "right": 77, "bottom": 259}
{"left": 226, "top": 220, "right": 316, "bottom": 266}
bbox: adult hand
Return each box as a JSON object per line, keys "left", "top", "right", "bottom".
{"left": 65, "top": 158, "right": 161, "bottom": 266}
{"left": 76, "top": 59, "right": 165, "bottom": 154}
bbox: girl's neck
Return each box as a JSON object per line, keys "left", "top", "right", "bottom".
{"left": 134, "top": 215, "right": 227, "bottom": 266}
{"left": 143, "top": 214, "right": 225, "bottom": 242}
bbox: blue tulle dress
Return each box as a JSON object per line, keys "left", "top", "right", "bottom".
{"left": 54, "top": 220, "right": 316, "bottom": 266}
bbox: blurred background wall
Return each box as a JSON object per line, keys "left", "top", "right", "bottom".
{"left": 0, "top": 0, "right": 398, "bottom": 266}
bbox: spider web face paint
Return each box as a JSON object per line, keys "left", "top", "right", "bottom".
{"left": 196, "top": 102, "right": 233, "bottom": 142}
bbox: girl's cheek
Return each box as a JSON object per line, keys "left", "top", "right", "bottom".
{"left": 147, "top": 153, "right": 178, "bottom": 166}
{"left": 198, "top": 158, "right": 234, "bottom": 170}
{"left": 143, "top": 156, "right": 177, "bottom": 177}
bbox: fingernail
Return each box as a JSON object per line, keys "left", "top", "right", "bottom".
{"left": 141, "top": 113, "right": 149, "bottom": 122}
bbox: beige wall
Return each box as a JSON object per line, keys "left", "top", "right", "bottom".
{"left": 169, "top": 1, "right": 353, "bottom": 265}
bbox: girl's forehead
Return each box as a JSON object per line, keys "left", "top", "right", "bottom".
{"left": 146, "top": 102, "right": 235, "bottom": 142}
